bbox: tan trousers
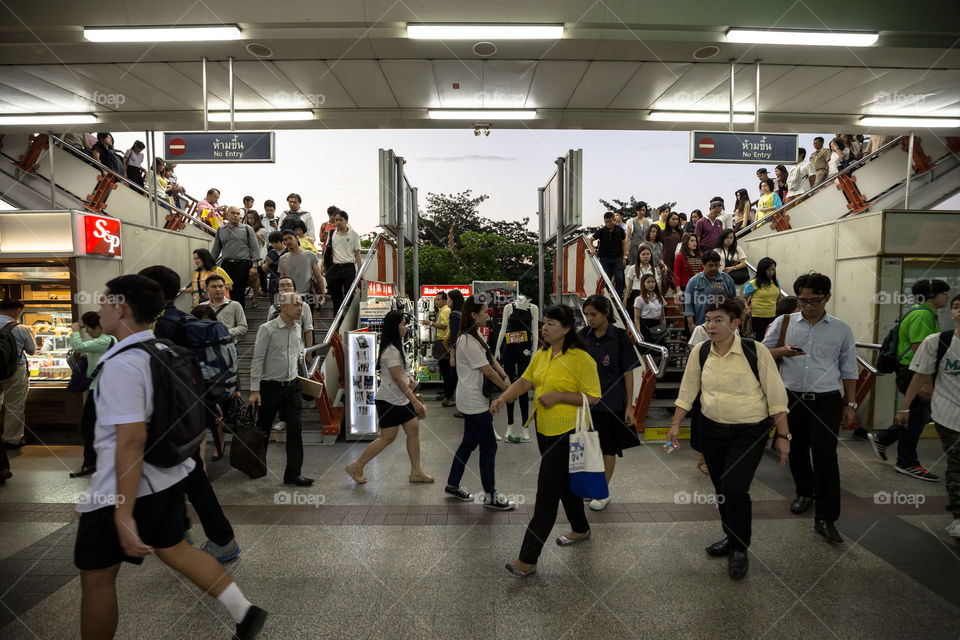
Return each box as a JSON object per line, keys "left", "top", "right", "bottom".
{"left": 0, "top": 366, "right": 29, "bottom": 444}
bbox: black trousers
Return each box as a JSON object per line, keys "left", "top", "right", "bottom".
{"left": 221, "top": 259, "right": 252, "bottom": 310}
{"left": 519, "top": 431, "right": 590, "bottom": 565}
{"left": 183, "top": 448, "right": 235, "bottom": 546}
{"left": 501, "top": 344, "right": 531, "bottom": 425}
{"left": 437, "top": 356, "right": 454, "bottom": 401}
{"left": 258, "top": 380, "right": 304, "bottom": 479}
{"left": 326, "top": 263, "right": 356, "bottom": 315}
{"left": 787, "top": 390, "right": 842, "bottom": 522}
{"left": 80, "top": 392, "right": 97, "bottom": 468}
{"left": 700, "top": 418, "right": 770, "bottom": 551}
{"left": 874, "top": 367, "right": 930, "bottom": 468}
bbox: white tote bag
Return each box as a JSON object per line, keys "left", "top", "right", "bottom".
{"left": 568, "top": 393, "right": 609, "bottom": 500}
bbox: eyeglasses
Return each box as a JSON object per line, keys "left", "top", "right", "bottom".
{"left": 797, "top": 297, "right": 825, "bottom": 307}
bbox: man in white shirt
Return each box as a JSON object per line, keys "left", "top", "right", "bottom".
{"left": 200, "top": 275, "right": 247, "bottom": 339}
{"left": 74, "top": 274, "right": 266, "bottom": 640}
{"left": 322, "top": 210, "right": 363, "bottom": 318}
{"left": 279, "top": 192, "right": 315, "bottom": 242}
{"left": 895, "top": 293, "right": 960, "bottom": 538}
{"left": 785, "top": 148, "right": 816, "bottom": 203}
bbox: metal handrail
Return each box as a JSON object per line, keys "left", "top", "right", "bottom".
{"left": 581, "top": 233, "right": 669, "bottom": 377}
{"left": 51, "top": 134, "right": 215, "bottom": 234}
{"left": 735, "top": 135, "right": 907, "bottom": 239}
{"left": 300, "top": 232, "right": 383, "bottom": 378}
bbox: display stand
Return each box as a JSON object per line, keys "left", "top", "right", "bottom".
{"left": 344, "top": 330, "right": 378, "bottom": 441}
{"left": 416, "top": 284, "right": 472, "bottom": 384}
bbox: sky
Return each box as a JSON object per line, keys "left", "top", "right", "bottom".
{"left": 5, "top": 128, "right": 959, "bottom": 227}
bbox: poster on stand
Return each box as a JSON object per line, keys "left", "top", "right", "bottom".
{"left": 345, "top": 331, "right": 378, "bottom": 439}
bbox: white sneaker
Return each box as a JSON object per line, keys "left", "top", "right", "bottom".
{"left": 521, "top": 430, "right": 531, "bottom": 442}
{"left": 589, "top": 496, "right": 612, "bottom": 511}
{"left": 273, "top": 421, "right": 286, "bottom": 432}
{"left": 947, "top": 519, "right": 960, "bottom": 538}
{"left": 494, "top": 431, "right": 502, "bottom": 441}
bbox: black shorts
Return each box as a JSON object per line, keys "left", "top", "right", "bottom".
{"left": 74, "top": 480, "right": 187, "bottom": 571}
{"left": 376, "top": 400, "right": 417, "bottom": 429}
{"left": 591, "top": 410, "right": 641, "bottom": 457}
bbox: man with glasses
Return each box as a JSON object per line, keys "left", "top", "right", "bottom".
{"left": 763, "top": 273, "right": 858, "bottom": 544}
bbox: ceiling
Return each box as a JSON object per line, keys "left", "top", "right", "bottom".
{"left": 0, "top": 0, "right": 958, "bottom": 132}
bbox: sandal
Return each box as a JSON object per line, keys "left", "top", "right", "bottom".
{"left": 409, "top": 471, "right": 435, "bottom": 483}
{"left": 697, "top": 461, "right": 710, "bottom": 476}
{"left": 345, "top": 462, "right": 367, "bottom": 484}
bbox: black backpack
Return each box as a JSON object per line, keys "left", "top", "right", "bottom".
{"left": 93, "top": 339, "right": 207, "bottom": 467}
{"left": 0, "top": 321, "right": 23, "bottom": 380}
{"left": 876, "top": 306, "right": 936, "bottom": 374}
{"left": 698, "top": 337, "right": 762, "bottom": 384}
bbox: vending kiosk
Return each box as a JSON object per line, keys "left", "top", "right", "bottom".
{"left": 416, "top": 284, "right": 472, "bottom": 384}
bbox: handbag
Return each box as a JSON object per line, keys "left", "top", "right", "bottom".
{"left": 643, "top": 323, "right": 668, "bottom": 343}
{"left": 66, "top": 352, "right": 91, "bottom": 393}
{"left": 431, "top": 339, "right": 449, "bottom": 361}
{"left": 568, "top": 393, "right": 609, "bottom": 500}
{"left": 728, "top": 266, "right": 749, "bottom": 285}
{"left": 229, "top": 403, "right": 268, "bottom": 479}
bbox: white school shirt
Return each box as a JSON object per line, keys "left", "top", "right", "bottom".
{"left": 376, "top": 344, "right": 411, "bottom": 406}
{"left": 77, "top": 330, "right": 195, "bottom": 513}
{"left": 633, "top": 295, "right": 664, "bottom": 320}
{"left": 910, "top": 331, "right": 960, "bottom": 431}
{"left": 456, "top": 334, "right": 492, "bottom": 415}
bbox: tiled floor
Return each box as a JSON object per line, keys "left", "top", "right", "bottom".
{"left": 1, "top": 405, "right": 957, "bottom": 639}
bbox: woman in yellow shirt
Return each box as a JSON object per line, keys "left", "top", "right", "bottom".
{"left": 743, "top": 257, "right": 783, "bottom": 340}
{"left": 181, "top": 248, "right": 233, "bottom": 305}
{"left": 492, "top": 305, "right": 601, "bottom": 577}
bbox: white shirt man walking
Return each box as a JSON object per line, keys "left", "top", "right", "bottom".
{"left": 322, "top": 210, "right": 363, "bottom": 319}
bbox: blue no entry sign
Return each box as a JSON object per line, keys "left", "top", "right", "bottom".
{"left": 690, "top": 131, "right": 798, "bottom": 164}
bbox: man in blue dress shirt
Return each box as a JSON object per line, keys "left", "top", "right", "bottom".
{"left": 763, "top": 273, "right": 859, "bottom": 544}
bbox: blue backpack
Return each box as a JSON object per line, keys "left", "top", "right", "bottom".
{"left": 177, "top": 315, "right": 238, "bottom": 401}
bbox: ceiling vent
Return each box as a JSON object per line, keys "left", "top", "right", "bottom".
{"left": 693, "top": 45, "right": 720, "bottom": 60}
{"left": 245, "top": 42, "right": 274, "bottom": 58}
{"left": 472, "top": 41, "right": 497, "bottom": 57}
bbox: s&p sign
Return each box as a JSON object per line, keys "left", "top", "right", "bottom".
{"left": 84, "top": 215, "right": 122, "bottom": 256}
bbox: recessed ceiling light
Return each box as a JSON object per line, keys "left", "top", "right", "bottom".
{"left": 0, "top": 113, "right": 98, "bottom": 125}
{"left": 693, "top": 45, "right": 720, "bottom": 60}
{"left": 428, "top": 110, "right": 536, "bottom": 120}
{"left": 649, "top": 111, "right": 755, "bottom": 123}
{"left": 473, "top": 42, "right": 498, "bottom": 57}
{"left": 859, "top": 116, "right": 960, "bottom": 128}
{"left": 407, "top": 25, "right": 563, "bottom": 40}
{"left": 245, "top": 42, "right": 274, "bottom": 58}
{"left": 725, "top": 28, "right": 877, "bottom": 47}
{"left": 208, "top": 111, "right": 313, "bottom": 122}
{"left": 84, "top": 25, "right": 242, "bottom": 42}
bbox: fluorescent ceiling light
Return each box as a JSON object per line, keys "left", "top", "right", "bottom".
{"left": 0, "top": 113, "right": 98, "bottom": 125}
{"left": 726, "top": 28, "right": 878, "bottom": 47}
{"left": 650, "top": 111, "right": 755, "bottom": 123}
{"left": 84, "top": 25, "right": 242, "bottom": 42}
{"left": 428, "top": 110, "right": 537, "bottom": 120}
{"left": 408, "top": 24, "right": 563, "bottom": 39}
{"left": 208, "top": 111, "right": 314, "bottom": 122}
{"left": 859, "top": 116, "right": 960, "bottom": 128}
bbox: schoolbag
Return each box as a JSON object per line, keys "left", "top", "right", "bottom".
{"left": 876, "top": 306, "right": 937, "bottom": 374}
{"left": 698, "top": 337, "right": 761, "bottom": 384}
{"left": 176, "top": 315, "right": 238, "bottom": 401}
{"left": 932, "top": 330, "right": 954, "bottom": 383}
{"left": 0, "top": 321, "right": 23, "bottom": 380}
{"left": 93, "top": 339, "right": 206, "bottom": 467}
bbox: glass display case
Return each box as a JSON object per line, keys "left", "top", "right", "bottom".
{"left": 0, "top": 263, "right": 74, "bottom": 383}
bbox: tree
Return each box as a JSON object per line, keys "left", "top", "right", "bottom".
{"left": 418, "top": 190, "right": 490, "bottom": 249}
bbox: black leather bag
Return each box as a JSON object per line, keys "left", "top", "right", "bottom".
{"left": 229, "top": 403, "right": 268, "bottom": 479}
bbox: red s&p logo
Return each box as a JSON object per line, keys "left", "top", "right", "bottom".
{"left": 84, "top": 216, "right": 122, "bottom": 256}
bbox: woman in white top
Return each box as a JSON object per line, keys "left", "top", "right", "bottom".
{"left": 633, "top": 274, "right": 666, "bottom": 342}
{"left": 624, "top": 246, "right": 660, "bottom": 312}
{"left": 122, "top": 140, "right": 146, "bottom": 187}
{"left": 444, "top": 296, "right": 515, "bottom": 510}
{"left": 345, "top": 311, "right": 432, "bottom": 485}
{"left": 828, "top": 137, "right": 846, "bottom": 175}
{"left": 717, "top": 229, "right": 748, "bottom": 295}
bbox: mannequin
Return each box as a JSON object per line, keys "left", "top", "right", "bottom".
{"left": 494, "top": 295, "right": 539, "bottom": 442}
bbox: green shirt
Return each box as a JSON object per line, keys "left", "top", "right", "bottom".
{"left": 897, "top": 304, "right": 939, "bottom": 365}
{"left": 69, "top": 332, "right": 116, "bottom": 383}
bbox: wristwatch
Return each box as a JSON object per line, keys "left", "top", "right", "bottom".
{"left": 846, "top": 402, "right": 859, "bottom": 410}
{"left": 775, "top": 432, "right": 792, "bottom": 441}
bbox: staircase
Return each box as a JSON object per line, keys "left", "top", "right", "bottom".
{"left": 642, "top": 297, "right": 690, "bottom": 438}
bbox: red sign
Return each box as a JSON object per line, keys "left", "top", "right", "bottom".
{"left": 168, "top": 137, "right": 186, "bottom": 157}
{"left": 83, "top": 215, "right": 122, "bottom": 256}
{"left": 366, "top": 281, "right": 395, "bottom": 298}
{"left": 697, "top": 137, "right": 715, "bottom": 156}
{"left": 420, "top": 284, "right": 472, "bottom": 298}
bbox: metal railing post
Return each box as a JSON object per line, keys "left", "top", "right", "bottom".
{"left": 537, "top": 188, "right": 545, "bottom": 311}
{"left": 202, "top": 57, "right": 209, "bottom": 132}
{"left": 729, "top": 59, "right": 735, "bottom": 132}
{"left": 904, "top": 131, "right": 915, "bottom": 209}
{"left": 47, "top": 130, "right": 56, "bottom": 206}
{"left": 754, "top": 59, "right": 760, "bottom": 132}
{"left": 228, "top": 56, "right": 235, "bottom": 132}
{"left": 556, "top": 156, "right": 565, "bottom": 303}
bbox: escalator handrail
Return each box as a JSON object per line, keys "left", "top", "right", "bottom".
{"left": 300, "top": 232, "right": 383, "bottom": 378}
{"left": 734, "top": 135, "right": 907, "bottom": 239}
{"left": 49, "top": 134, "right": 215, "bottom": 235}
{"left": 580, "top": 233, "right": 669, "bottom": 377}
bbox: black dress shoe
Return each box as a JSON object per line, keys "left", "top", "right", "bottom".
{"left": 815, "top": 519, "right": 843, "bottom": 543}
{"left": 790, "top": 496, "right": 813, "bottom": 514}
{"left": 851, "top": 427, "right": 869, "bottom": 441}
{"left": 234, "top": 605, "right": 268, "bottom": 640}
{"left": 705, "top": 537, "right": 731, "bottom": 557}
{"left": 0, "top": 468, "right": 12, "bottom": 483}
{"left": 728, "top": 550, "right": 749, "bottom": 580}
{"left": 69, "top": 466, "right": 96, "bottom": 478}
{"left": 283, "top": 475, "right": 315, "bottom": 487}
{"left": 3, "top": 438, "right": 26, "bottom": 450}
